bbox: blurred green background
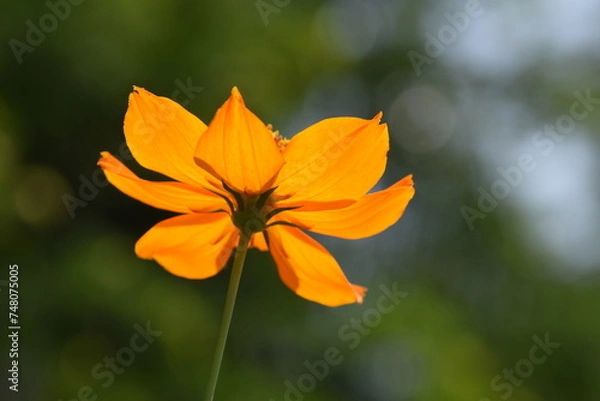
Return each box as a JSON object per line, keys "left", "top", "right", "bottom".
{"left": 1, "top": 0, "right": 600, "bottom": 400}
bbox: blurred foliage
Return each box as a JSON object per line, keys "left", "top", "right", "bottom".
{"left": 1, "top": 0, "right": 599, "bottom": 400}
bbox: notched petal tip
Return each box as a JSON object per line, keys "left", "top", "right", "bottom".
{"left": 130, "top": 85, "right": 150, "bottom": 99}
{"left": 98, "top": 150, "right": 109, "bottom": 161}
{"left": 372, "top": 111, "right": 384, "bottom": 123}
{"left": 230, "top": 86, "right": 242, "bottom": 99}
{"left": 397, "top": 174, "right": 414, "bottom": 187}
{"left": 128, "top": 87, "right": 160, "bottom": 107}
{"left": 352, "top": 285, "right": 368, "bottom": 304}
{"left": 96, "top": 152, "right": 140, "bottom": 181}
{"left": 131, "top": 86, "right": 152, "bottom": 98}
{"left": 97, "top": 151, "right": 120, "bottom": 172}
{"left": 134, "top": 240, "right": 152, "bottom": 260}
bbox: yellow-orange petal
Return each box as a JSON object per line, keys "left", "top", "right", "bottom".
{"left": 124, "top": 86, "right": 211, "bottom": 187}
{"left": 282, "top": 175, "right": 414, "bottom": 239}
{"left": 98, "top": 152, "right": 225, "bottom": 214}
{"left": 274, "top": 115, "right": 389, "bottom": 206}
{"left": 273, "top": 197, "right": 356, "bottom": 213}
{"left": 249, "top": 232, "right": 268, "bottom": 251}
{"left": 267, "top": 225, "right": 366, "bottom": 306}
{"left": 193, "top": 87, "right": 284, "bottom": 194}
{"left": 135, "top": 213, "right": 239, "bottom": 279}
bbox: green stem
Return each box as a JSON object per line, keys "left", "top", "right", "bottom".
{"left": 204, "top": 234, "right": 250, "bottom": 401}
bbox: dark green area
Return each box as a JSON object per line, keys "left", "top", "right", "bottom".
{"left": 1, "top": 1, "right": 599, "bottom": 400}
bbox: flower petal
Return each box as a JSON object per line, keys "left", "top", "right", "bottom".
{"left": 193, "top": 87, "right": 284, "bottom": 194}
{"left": 267, "top": 225, "right": 366, "bottom": 306}
{"left": 249, "top": 232, "right": 268, "bottom": 251}
{"left": 270, "top": 195, "right": 355, "bottom": 213}
{"left": 98, "top": 152, "right": 225, "bottom": 214}
{"left": 135, "top": 213, "right": 239, "bottom": 279}
{"left": 282, "top": 175, "right": 415, "bottom": 239}
{"left": 275, "top": 115, "right": 388, "bottom": 206}
{"left": 124, "top": 86, "right": 210, "bottom": 186}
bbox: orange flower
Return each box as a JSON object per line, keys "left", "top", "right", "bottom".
{"left": 99, "top": 87, "right": 414, "bottom": 306}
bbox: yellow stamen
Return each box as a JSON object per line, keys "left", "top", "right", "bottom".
{"left": 267, "top": 123, "right": 289, "bottom": 151}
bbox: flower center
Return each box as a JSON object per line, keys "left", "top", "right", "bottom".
{"left": 215, "top": 181, "right": 298, "bottom": 238}
{"left": 231, "top": 194, "right": 268, "bottom": 235}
